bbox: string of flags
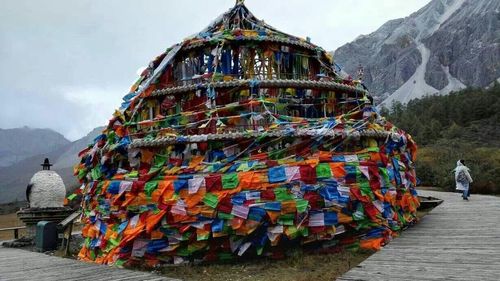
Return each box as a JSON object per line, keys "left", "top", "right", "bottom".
{"left": 72, "top": 1, "right": 420, "bottom": 267}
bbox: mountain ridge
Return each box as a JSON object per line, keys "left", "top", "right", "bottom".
{"left": 334, "top": 0, "right": 500, "bottom": 105}
{"left": 0, "top": 127, "right": 70, "bottom": 167}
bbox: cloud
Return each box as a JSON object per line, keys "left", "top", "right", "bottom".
{"left": 58, "top": 86, "right": 125, "bottom": 140}
{"left": 0, "top": 0, "right": 431, "bottom": 140}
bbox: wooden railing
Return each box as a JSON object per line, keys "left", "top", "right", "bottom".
{"left": 57, "top": 211, "right": 81, "bottom": 256}
{"left": 0, "top": 226, "right": 26, "bottom": 239}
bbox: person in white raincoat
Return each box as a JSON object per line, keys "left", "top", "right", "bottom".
{"left": 454, "top": 160, "right": 473, "bottom": 200}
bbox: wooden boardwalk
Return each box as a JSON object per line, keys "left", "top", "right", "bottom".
{"left": 0, "top": 246, "right": 178, "bottom": 281}
{"left": 338, "top": 190, "right": 500, "bottom": 281}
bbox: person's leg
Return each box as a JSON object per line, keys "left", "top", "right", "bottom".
{"left": 463, "top": 182, "right": 469, "bottom": 200}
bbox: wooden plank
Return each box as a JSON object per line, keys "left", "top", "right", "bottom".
{"left": 0, "top": 227, "right": 26, "bottom": 231}
{"left": 0, "top": 246, "right": 180, "bottom": 281}
{"left": 338, "top": 190, "right": 500, "bottom": 281}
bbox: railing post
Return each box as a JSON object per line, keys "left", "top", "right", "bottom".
{"left": 14, "top": 229, "right": 18, "bottom": 239}
{"left": 64, "top": 222, "right": 73, "bottom": 257}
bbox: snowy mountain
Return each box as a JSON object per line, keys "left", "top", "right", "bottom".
{"left": 334, "top": 0, "right": 500, "bottom": 106}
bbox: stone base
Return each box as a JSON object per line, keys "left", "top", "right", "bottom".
{"left": 17, "top": 207, "right": 74, "bottom": 239}
{"left": 2, "top": 237, "right": 33, "bottom": 248}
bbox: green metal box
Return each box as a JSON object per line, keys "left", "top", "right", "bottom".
{"left": 35, "top": 221, "right": 58, "bottom": 252}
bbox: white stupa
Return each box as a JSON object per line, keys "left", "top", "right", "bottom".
{"left": 17, "top": 158, "right": 73, "bottom": 239}
{"left": 27, "top": 170, "right": 66, "bottom": 208}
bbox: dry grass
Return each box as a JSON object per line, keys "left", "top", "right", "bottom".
{"left": 159, "top": 249, "right": 372, "bottom": 281}
{"left": 0, "top": 213, "right": 27, "bottom": 240}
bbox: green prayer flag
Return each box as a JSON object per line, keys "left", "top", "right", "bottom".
{"left": 236, "top": 162, "right": 251, "bottom": 172}
{"left": 106, "top": 131, "right": 116, "bottom": 145}
{"left": 286, "top": 225, "right": 298, "bottom": 239}
{"left": 197, "top": 232, "right": 210, "bottom": 241}
{"left": 85, "top": 237, "right": 91, "bottom": 248}
{"left": 176, "top": 247, "right": 190, "bottom": 257}
{"left": 218, "top": 252, "right": 234, "bottom": 260}
{"left": 345, "top": 242, "right": 360, "bottom": 252}
{"left": 108, "top": 237, "right": 120, "bottom": 246}
{"left": 379, "top": 167, "right": 390, "bottom": 183}
{"left": 357, "top": 153, "right": 370, "bottom": 160}
{"left": 126, "top": 171, "right": 139, "bottom": 178}
{"left": 91, "top": 167, "right": 102, "bottom": 180}
{"left": 148, "top": 166, "right": 162, "bottom": 175}
{"left": 144, "top": 181, "right": 158, "bottom": 197}
{"left": 188, "top": 242, "right": 205, "bottom": 253}
{"left": 203, "top": 193, "right": 219, "bottom": 208}
{"left": 222, "top": 173, "right": 239, "bottom": 189}
{"left": 316, "top": 163, "right": 332, "bottom": 178}
{"left": 352, "top": 203, "right": 365, "bottom": 221}
{"left": 218, "top": 212, "right": 234, "bottom": 220}
{"left": 115, "top": 259, "right": 126, "bottom": 267}
{"left": 298, "top": 226, "right": 309, "bottom": 237}
{"left": 359, "top": 182, "right": 373, "bottom": 197}
{"left": 77, "top": 169, "right": 87, "bottom": 180}
{"left": 67, "top": 193, "right": 77, "bottom": 200}
{"left": 296, "top": 199, "right": 309, "bottom": 213}
{"left": 274, "top": 188, "right": 292, "bottom": 201}
{"left": 278, "top": 214, "right": 295, "bottom": 226}
{"left": 153, "top": 154, "right": 168, "bottom": 168}
{"left": 256, "top": 246, "right": 264, "bottom": 256}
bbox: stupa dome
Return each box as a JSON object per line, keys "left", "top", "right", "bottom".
{"left": 28, "top": 170, "right": 66, "bottom": 208}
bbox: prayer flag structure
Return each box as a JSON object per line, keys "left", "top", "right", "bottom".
{"left": 75, "top": 1, "right": 420, "bottom": 267}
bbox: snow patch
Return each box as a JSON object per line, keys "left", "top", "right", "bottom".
{"left": 380, "top": 0, "right": 466, "bottom": 105}
{"left": 439, "top": 65, "right": 467, "bottom": 95}
{"left": 381, "top": 44, "right": 438, "bottom": 106}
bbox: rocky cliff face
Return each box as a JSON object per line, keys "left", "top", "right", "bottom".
{"left": 334, "top": 0, "right": 500, "bottom": 105}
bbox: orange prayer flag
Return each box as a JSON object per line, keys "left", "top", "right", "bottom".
{"left": 318, "top": 151, "right": 333, "bottom": 162}
{"left": 101, "top": 181, "right": 111, "bottom": 194}
{"left": 146, "top": 210, "right": 167, "bottom": 233}
{"left": 360, "top": 238, "right": 384, "bottom": 251}
{"left": 373, "top": 190, "right": 385, "bottom": 201}
{"left": 238, "top": 171, "right": 255, "bottom": 189}
{"left": 231, "top": 217, "right": 244, "bottom": 230}
{"left": 338, "top": 213, "right": 353, "bottom": 224}
{"left": 250, "top": 171, "right": 268, "bottom": 189}
{"left": 304, "top": 158, "right": 319, "bottom": 167}
{"left": 188, "top": 155, "right": 205, "bottom": 169}
{"left": 151, "top": 230, "right": 164, "bottom": 240}
{"left": 329, "top": 163, "right": 346, "bottom": 178}
{"left": 141, "top": 149, "right": 156, "bottom": 164}
{"left": 81, "top": 224, "right": 91, "bottom": 237}
{"left": 266, "top": 211, "right": 280, "bottom": 224}
{"left": 122, "top": 193, "right": 136, "bottom": 207}
{"left": 183, "top": 188, "right": 206, "bottom": 208}
{"left": 281, "top": 200, "right": 297, "bottom": 214}
{"left": 78, "top": 246, "right": 90, "bottom": 260}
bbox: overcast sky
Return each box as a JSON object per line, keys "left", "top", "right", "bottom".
{"left": 0, "top": 0, "right": 430, "bottom": 141}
